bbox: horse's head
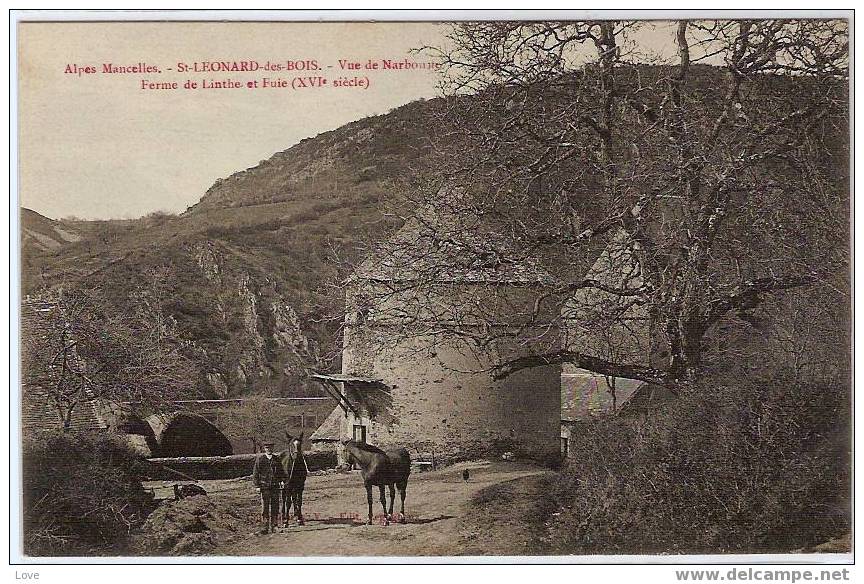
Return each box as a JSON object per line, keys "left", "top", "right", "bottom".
{"left": 341, "top": 439, "right": 357, "bottom": 463}
{"left": 286, "top": 431, "right": 304, "bottom": 455}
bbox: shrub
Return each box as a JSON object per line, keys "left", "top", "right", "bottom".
{"left": 22, "top": 431, "right": 155, "bottom": 556}
{"left": 551, "top": 373, "right": 851, "bottom": 554}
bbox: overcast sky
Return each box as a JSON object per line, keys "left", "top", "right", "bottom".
{"left": 18, "top": 20, "right": 683, "bottom": 220}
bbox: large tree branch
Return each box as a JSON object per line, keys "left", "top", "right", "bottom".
{"left": 704, "top": 274, "right": 815, "bottom": 327}
{"left": 530, "top": 211, "right": 622, "bottom": 246}
{"left": 491, "top": 349, "right": 673, "bottom": 388}
{"left": 561, "top": 278, "right": 649, "bottom": 297}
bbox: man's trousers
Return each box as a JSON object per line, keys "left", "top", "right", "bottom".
{"left": 260, "top": 487, "right": 281, "bottom": 525}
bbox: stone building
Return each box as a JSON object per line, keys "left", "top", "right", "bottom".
{"left": 558, "top": 230, "right": 674, "bottom": 456}
{"left": 312, "top": 209, "right": 562, "bottom": 464}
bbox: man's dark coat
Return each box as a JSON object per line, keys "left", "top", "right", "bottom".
{"left": 252, "top": 452, "right": 287, "bottom": 488}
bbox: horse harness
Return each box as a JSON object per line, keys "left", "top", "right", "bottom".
{"left": 287, "top": 449, "right": 310, "bottom": 483}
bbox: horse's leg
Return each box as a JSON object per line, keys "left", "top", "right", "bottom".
{"left": 286, "top": 488, "right": 295, "bottom": 526}
{"left": 398, "top": 480, "right": 407, "bottom": 523}
{"left": 387, "top": 484, "right": 396, "bottom": 520}
{"left": 365, "top": 484, "right": 374, "bottom": 525}
{"left": 378, "top": 485, "right": 389, "bottom": 526}
{"left": 278, "top": 490, "right": 283, "bottom": 526}
{"left": 295, "top": 487, "right": 305, "bottom": 525}
{"left": 281, "top": 489, "right": 289, "bottom": 527}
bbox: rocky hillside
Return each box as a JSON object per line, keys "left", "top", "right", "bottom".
{"left": 187, "top": 97, "right": 446, "bottom": 214}
{"left": 21, "top": 208, "right": 83, "bottom": 252}
{"left": 20, "top": 96, "right": 450, "bottom": 399}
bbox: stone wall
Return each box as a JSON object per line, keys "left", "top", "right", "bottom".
{"left": 340, "top": 281, "right": 561, "bottom": 463}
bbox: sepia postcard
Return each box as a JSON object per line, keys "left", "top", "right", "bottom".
{"left": 10, "top": 10, "right": 853, "bottom": 569}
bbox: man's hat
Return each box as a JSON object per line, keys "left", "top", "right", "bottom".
{"left": 262, "top": 441, "right": 275, "bottom": 447}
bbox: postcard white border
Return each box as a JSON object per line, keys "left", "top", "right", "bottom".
{"left": 7, "top": 8, "right": 855, "bottom": 569}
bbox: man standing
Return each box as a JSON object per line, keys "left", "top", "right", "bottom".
{"left": 252, "top": 441, "right": 286, "bottom": 534}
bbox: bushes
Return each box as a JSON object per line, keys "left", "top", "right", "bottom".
{"left": 22, "top": 432, "right": 155, "bottom": 556}
{"left": 551, "top": 373, "right": 851, "bottom": 554}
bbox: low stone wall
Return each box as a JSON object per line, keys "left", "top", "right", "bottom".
{"left": 144, "top": 451, "right": 337, "bottom": 480}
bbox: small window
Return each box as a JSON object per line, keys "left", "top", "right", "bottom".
{"left": 353, "top": 425, "right": 367, "bottom": 443}
{"left": 560, "top": 437, "right": 569, "bottom": 458}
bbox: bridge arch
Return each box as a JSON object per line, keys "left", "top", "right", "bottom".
{"left": 146, "top": 412, "right": 233, "bottom": 457}
{"left": 115, "top": 412, "right": 160, "bottom": 456}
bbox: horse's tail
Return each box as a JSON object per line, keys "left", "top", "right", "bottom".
{"left": 400, "top": 448, "right": 411, "bottom": 479}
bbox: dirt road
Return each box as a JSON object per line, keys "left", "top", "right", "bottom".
{"left": 188, "top": 460, "right": 551, "bottom": 557}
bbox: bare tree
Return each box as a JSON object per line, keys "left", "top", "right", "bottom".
{"left": 217, "top": 397, "right": 300, "bottom": 453}
{"left": 22, "top": 276, "right": 198, "bottom": 431}
{"left": 356, "top": 19, "right": 849, "bottom": 391}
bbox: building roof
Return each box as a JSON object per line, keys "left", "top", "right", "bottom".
{"left": 561, "top": 371, "right": 646, "bottom": 420}
{"left": 562, "top": 229, "right": 646, "bottom": 321}
{"left": 20, "top": 298, "right": 109, "bottom": 434}
{"left": 309, "top": 406, "right": 343, "bottom": 442}
{"left": 561, "top": 370, "right": 674, "bottom": 420}
{"left": 21, "top": 388, "right": 107, "bottom": 434}
{"left": 353, "top": 188, "right": 556, "bottom": 286}
{"left": 617, "top": 382, "right": 676, "bottom": 414}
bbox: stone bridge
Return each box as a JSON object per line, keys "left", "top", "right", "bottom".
{"left": 111, "top": 397, "right": 336, "bottom": 457}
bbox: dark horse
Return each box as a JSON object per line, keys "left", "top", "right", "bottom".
{"left": 280, "top": 432, "right": 308, "bottom": 526}
{"left": 343, "top": 440, "right": 411, "bottom": 525}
